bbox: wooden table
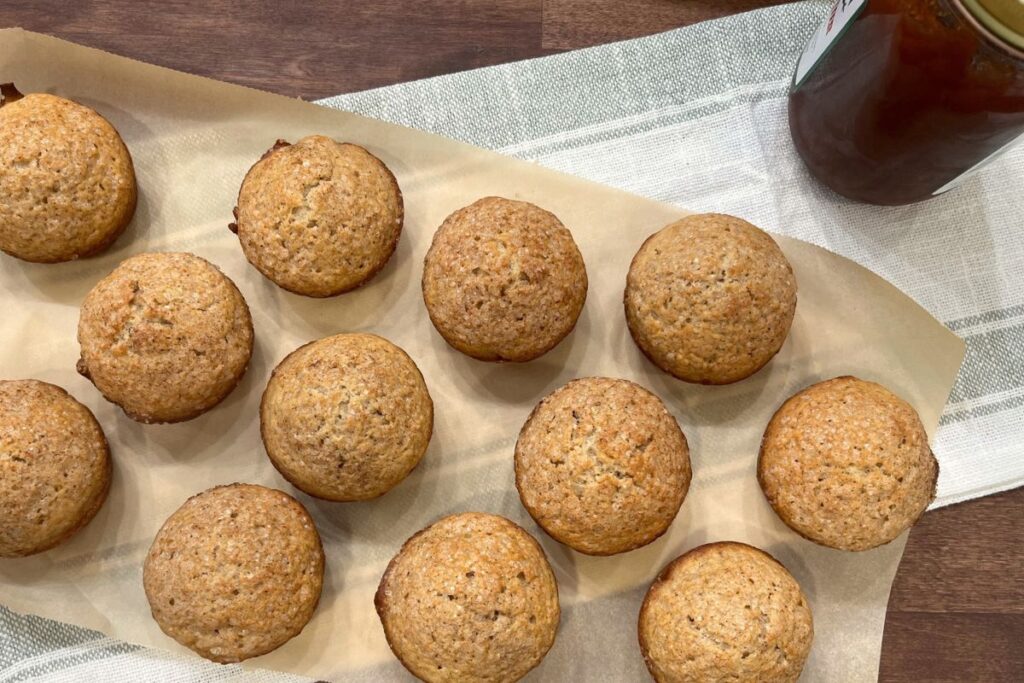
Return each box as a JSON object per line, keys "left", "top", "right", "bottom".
{"left": 2, "top": 1, "right": 1021, "bottom": 680}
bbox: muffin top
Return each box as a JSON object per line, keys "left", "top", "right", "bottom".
{"left": 0, "top": 380, "right": 110, "bottom": 558}
{"left": 143, "top": 483, "right": 324, "bottom": 663}
{"left": 625, "top": 213, "right": 797, "bottom": 384}
{"left": 261, "top": 333, "right": 433, "bottom": 501}
{"left": 422, "top": 197, "right": 587, "bottom": 362}
{"left": 376, "top": 512, "right": 560, "bottom": 683}
{"left": 0, "top": 91, "right": 136, "bottom": 263}
{"left": 758, "top": 376, "right": 938, "bottom": 551}
{"left": 233, "top": 135, "right": 403, "bottom": 297}
{"left": 639, "top": 542, "right": 814, "bottom": 683}
{"left": 515, "top": 377, "right": 691, "bottom": 555}
{"left": 77, "top": 252, "right": 253, "bottom": 424}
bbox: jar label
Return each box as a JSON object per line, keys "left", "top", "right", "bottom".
{"left": 933, "top": 134, "right": 1024, "bottom": 195}
{"left": 793, "top": 0, "right": 868, "bottom": 88}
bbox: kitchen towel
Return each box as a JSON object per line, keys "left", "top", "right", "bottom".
{"left": 321, "top": 1, "right": 1024, "bottom": 511}
{"left": 2, "top": 1, "right": 1020, "bottom": 681}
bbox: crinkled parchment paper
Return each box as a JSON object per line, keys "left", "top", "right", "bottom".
{"left": 0, "top": 29, "right": 964, "bottom": 682}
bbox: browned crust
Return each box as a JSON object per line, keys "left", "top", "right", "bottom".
{"left": 259, "top": 339, "right": 320, "bottom": 495}
{"left": 3, "top": 382, "right": 113, "bottom": 557}
{"left": 373, "top": 520, "right": 433, "bottom": 669}
{"left": 262, "top": 139, "right": 292, "bottom": 160}
{"left": 637, "top": 541, "right": 796, "bottom": 682}
{"left": 420, "top": 197, "right": 588, "bottom": 363}
{"left": 76, "top": 264, "right": 255, "bottom": 425}
{"left": 0, "top": 82, "right": 23, "bottom": 106}
{"left": 143, "top": 483, "right": 326, "bottom": 663}
{"left": 258, "top": 333, "right": 435, "bottom": 502}
{"left": 231, "top": 139, "right": 404, "bottom": 298}
{"left": 755, "top": 382, "right": 833, "bottom": 549}
{"left": 0, "top": 94, "right": 138, "bottom": 264}
{"left": 755, "top": 376, "right": 940, "bottom": 551}
{"left": 228, "top": 140, "right": 290, "bottom": 235}
{"left": 622, "top": 227, "right": 790, "bottom": 386}
{"left": 374, "top": 512, "right": 561, "bottom": 681}
{"left": 513, "top": 377, "right": 689, "bottom": 556}
{"left": 47, "top": 128, "right": 139, "bottom": 264}
{"left": 511, "top": 515, "right": 562, "bottom": 675}
{"left": 422, "top": 270, "right": 585, "bottom": 364}
{"left": 423, "top": 307, "right": 583, "bottom": 363}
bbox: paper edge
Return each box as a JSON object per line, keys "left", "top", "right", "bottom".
{"left": 0, "top": 26, "right": 971, "bottom": 682}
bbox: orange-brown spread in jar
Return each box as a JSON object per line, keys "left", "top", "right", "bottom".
{"left": 789, "top": 0, "right": 1024, "bottom": 205}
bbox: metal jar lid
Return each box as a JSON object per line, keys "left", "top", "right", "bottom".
{"left": 962, "top": 0, "right": 1024, "bottom": 50}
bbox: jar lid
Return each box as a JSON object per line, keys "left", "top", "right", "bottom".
{"left": 964, "top": 0, "right": 1024, "bottom": 50}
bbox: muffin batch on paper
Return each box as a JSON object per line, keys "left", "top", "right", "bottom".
{"left": 0, "top": 87, "right": 942, "bottom": 681}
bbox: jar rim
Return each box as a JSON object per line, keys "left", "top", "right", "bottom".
{"left": 958, "top": 0, "right": 1024, "bottom": 55}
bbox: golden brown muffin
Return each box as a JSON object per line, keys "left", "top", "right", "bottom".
{"left": 639, "top": 542, "right": 814, "bottom": 683}
{"left": 0, "top": 380, "right": 111, "bottom": 558}
{"left": 758, "top": 376, "right": 938, "bottom": 551}
{"left": 0, "top": 89, "right": 137, "bottom": 263}
{"left": 624, "top": 213, "right": 797, "bottom": 385}
{"left": 143, "top": 483, "right": 324, "bottom": 663}
{"left": 376, "top": 512, "right": 560, "bottom": 682}
{"left": 260, "top": 333, "right": 433, "bottom": 501}
{"left": 231, "top": 135, "right": 403, "bottom": 297}
{"left": 77, "top": 252, "right": 254, "bottom": 424}
{"left": 422, "top": 197, "right": 588, "bottom": 362}
{"left": 515, "top": 377, "right": 691, "bottom": 555}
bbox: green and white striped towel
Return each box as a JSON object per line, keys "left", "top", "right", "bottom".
{"left": 4, "top": 1, "right": 1022, "bottom": 680}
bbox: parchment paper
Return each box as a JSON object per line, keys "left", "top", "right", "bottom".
{"left": 0, "top": 28, "right": 965, "bottom": 682}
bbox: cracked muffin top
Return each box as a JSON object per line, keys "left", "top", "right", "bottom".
{"left": 232, "top": 135, "right": 403, "bottom": 297}
{"left": 260, "top": 333, "right": 433, "bottom": 501}
{"left": 625, "top": 213, "right": 797, "bottom": 384}
{"left": 758, "top": 376, "right": 938, "bottom": 551}
{"left": 514, "top": 377, "right": 691, "bottom": 555}
{"left": 143, "top": 483, "right": 324, "bottom": 663}
{"left": 0, "top": 91, "right": 137, "bottom": 263}
{"left": 77, "top": 252, "right": 253, "bottom": 424}
{"left": 375, "top": 512, "right": 560, "bottom": 683}
{"left": 639, "top": 542, "right": 814, "bottom": 683}
{"left": 0, "top": 379, "right": 111, "bottom": 558}
{"left": 422, "top": 196, "right": 587, "bottom": 362}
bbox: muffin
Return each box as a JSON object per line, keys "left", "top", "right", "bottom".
{"left": 0, "top": 380, "right": 111, "bottom": 558}
{"left": 758, "top": 376, "right": 938, "bottom": 551}
{"left": 515, "top": 377, "right": 690, "bottom": 555}
{"left": 261, "top": 333, "right": 433, "bottom": 501}
{"left": 231, "top": 135, "right": 403, "bottom": 297}
{"left": 624, "top": 213, "right": 797, "bottom": 384}
{"left": 376, "top": 512, "right": 560, "bottom": 682}
{"left": 0, "top": 89, "right": 137, "bottom": 263}
{"left": 143, "top": 483, "right": 324, "bottom": 663}
{"left": 77, "top": 252, "right": 254, "bottom": 424}
{"left": 422, "top": 197, "right": 588, "bottom": 362}
{"left": 639, "top": 542, "right": 813, "bottom": 683}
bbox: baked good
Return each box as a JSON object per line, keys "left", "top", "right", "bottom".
{"left": 515, "top": 377, "right": 691, "bottom": 555}
{"left": 77, "top": 252, "right": 254, "bottom": 424}
{"left": 0, "top": 380, "right": 111, "bottom": 558}
{"left": 231, "top": 135, "right": 403, "bottom": 297}
{"left": 0, "top": 89, "right": 136, "bottom": 263}
{"left": 638, "top": 542, "right": 814, "bottom": 683}
{"left": 376, "top": 512, "right": 560, "bottom": 682}
{"left": 758, "top": 376, "right": 938, "bottom": 551}
{"left": 624, "top": 213, "right": 797, "bottom": 384}
{"left": 422, "top": 197, "right": 587, "bottom": 362}
{"left": 260, "top": 332, "right": 433, "bottom": 501}
{"left": 143, "top": 483, "right": 324, "bottom": 663}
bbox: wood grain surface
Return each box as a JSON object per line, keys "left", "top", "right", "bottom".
{"left": 1, "top": 1, "right": 1021, "bottom": 681}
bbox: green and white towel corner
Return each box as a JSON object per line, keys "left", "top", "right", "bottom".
{"left": 5, "top": 1, "right": 1023, "bottom": 680}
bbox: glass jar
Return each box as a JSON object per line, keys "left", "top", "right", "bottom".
{"left": 788, "top": 0, "right": 1024, "bottom": 205}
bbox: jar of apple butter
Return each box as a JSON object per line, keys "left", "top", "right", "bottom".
{"left": 789, "top": 0, "right": 1024, "bottom": 205}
